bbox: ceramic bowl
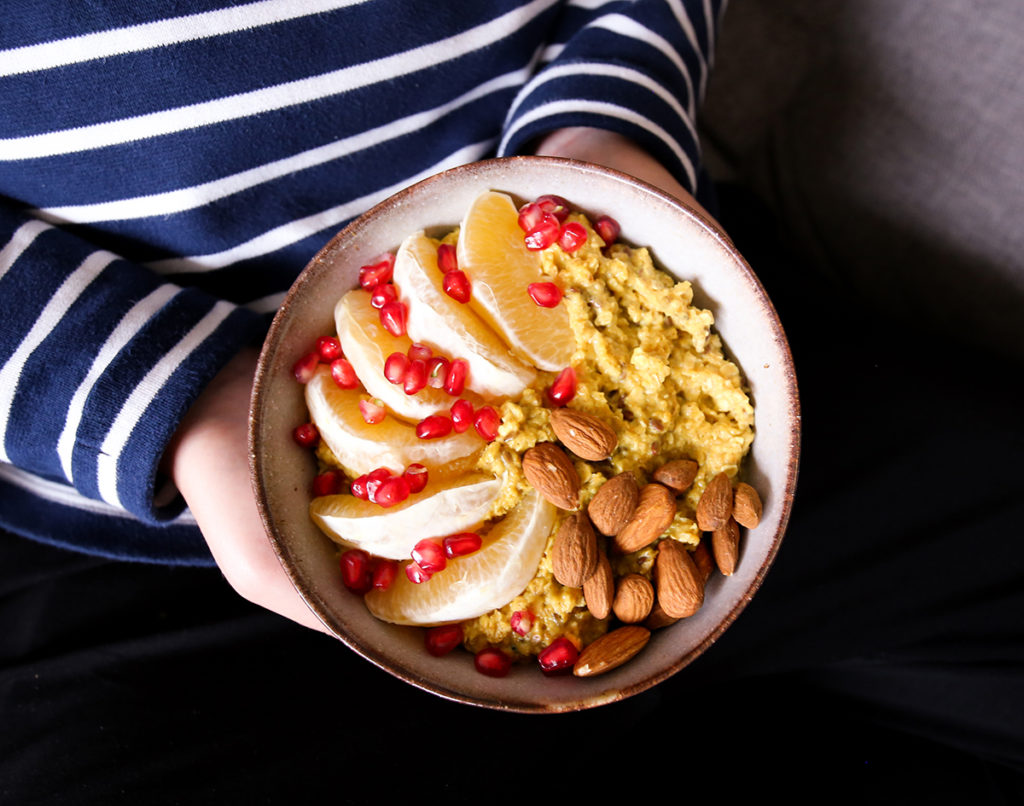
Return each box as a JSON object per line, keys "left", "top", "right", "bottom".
{"left": 249, "top": 156, "right": 799, "bottom": 712}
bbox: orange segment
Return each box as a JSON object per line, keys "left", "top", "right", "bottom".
{"left": 456, "top": 191, "right": 575, "bottom": 371}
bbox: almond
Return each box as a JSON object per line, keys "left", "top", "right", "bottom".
{"left": 583, "top": 549, "right": 614, "bottom": 620}
{"left": 695, "top": 471, "right": 732, "bottom": 531}
{"left": 572, "top": 625, "right": 651, "bottom": 677}
{"left": 691, "top": 537, "right": 715, "bottom": 585}
{"left": 652, "top": 458, "right": 698, "bottom": 493}
{"left": 522, "top": 442, "right": 580, "bottom": 510}
{"left": 549, "top": 408, "right": 618, "bottom": 461}
{"left": 551, "top": 511, "right": 599, "bottom": 587}
{"left": 612, "top": 483, "right": 677, "bottom": 554}
{"left": 712, "top": 516, "right": 741, "bottom": 576}
{"left": 654, "top": 539, "right": 704, "bottom": 618}
{"left": 587, "top": 471, "right": 639, "bottom": 536}
{"left": 644, "top": 601, "right": 679, "bottom": 630}
{"left": 732, "top": 482, "right": 763, "bottom": 528}
{"left": 612, "top": 573, "right": 654, "bottom": 624}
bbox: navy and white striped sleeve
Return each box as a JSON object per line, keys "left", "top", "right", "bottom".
{"left": 499, "top": 0, "right": 725, "bottom": 195}
{"left": 0, "top": 200, "right": 265, "bottom": 528}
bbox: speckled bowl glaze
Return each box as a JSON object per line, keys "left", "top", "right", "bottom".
{"left": 250, "top": 156, "right": 799, "bottom": 712}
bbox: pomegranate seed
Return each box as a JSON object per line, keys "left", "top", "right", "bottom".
{"left": 359, "top": 397, "right": 387, "bottom": 424}
{"left": 510, "top": 610, "right": 533, "bottom": 636}
{"left": 450, "top": 398, "right": 474, "bottom": 433}
{"left": 407, "top": 342, "right": 433, "bottom": 362}
{"left": 443, "top": 269, "right": 471, "bottom": 303}
{"left": 358, "top": 254, "right": 395, "bottom": 289}
{"left": 364, "top": 467, "right": 392, "bottom": 503}
{"left": 330, "top": 357, "right": 358, "bottom": 389}
{"left": 316, "top": 336, "right": 343, "bottom": 362}
{"left": 370, "top": 282, "right": 398, "bottom": 309}
{"left": 416, "top": 415, "right": 453, "bottom": 440}
{"left": 402, "top": 358, "right": 428, "bottom": 395}
{"left": 292, "top": 351, "right": 320, "bottom": 384}
{"left": 547, "top": 367, "right": 576, "bottom": 407}
{"left": 437, "top": 243, "right": 458, "bottom": 274}
{"left": 403, "top": 463, "right": 429, "bottom": 494}
{"left": 379, "top": 301, "right": 407, "bottom": 337}
{"left": 535, "top": 194, "right": 572, "bottom": 222}
{"left": 411, "top": 539, "right": 446, "bottom": 574}
{"left": 524, "top": 213, "right": 561, "bottom": 251}
{"left": 312, "top": 469, "right": 343, "bottom": 497}
{"left": 292, "top": 422, "right": 319, "bottom": 447}
{"left": 426, "top": 356, "right": 450, "bottom": 388}
{"left": 384, "top": 351, "right": 410, "bottom": 384}
{"left": 517, "top": 201, "right": 543, "bottom": 232}
{"left": 425, "top": 624, "right": 463, "bottom": 657}
{"left": 405, "top": 562, "right": 432, "bottom": 584}
{"left": 444, "top": 358, "right": 468, "bottom": 396}
{"left": 370, "top": 558, "right": 398, "bottom": 591}
{"left": 475, "top": 647, "right": 512, "bottom": 677}
{"left": 557, "top": 222, "right": 587, "bottom": 253}
{"left": 374, "top": 475, "right": 411, "bottom": 508}
{"left": 473, "top": 406, "right": 500, "bottom": 441}
{"left": 594, "top": 214, "right": 620, "bottom": 245}
{"left": 443, "top": 532, "right": 482, "bottom": 559}
{"left": 350, "top": 475, "right": 369, "bottom": 499}
{"left": 340, "top": 549, "right": 373, "bottom": 594}
{"left": 538, "top": 637, "right": 579, "bottom": 676}
{"left": 528, "top": 282, "right": 563, "bottom": 308}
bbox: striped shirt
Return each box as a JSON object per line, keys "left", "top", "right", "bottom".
{"left": 0, "top": 0, "right": 723, "bottom": 564}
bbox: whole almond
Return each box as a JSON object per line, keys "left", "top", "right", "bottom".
{"left": 573, "top": 625, "right": 651, "bottom": 677}
{"left": 522, "top": 442, "right": 580, "bottom": 510}
{"left": 652, "top": 458, "right": 699, "bottom": 493}
{"left": 549, "top": 408, "right": 618, "bottom": 461}
{"left": 644, "top": 601, "right": 679, "bottom": 630}
{"left": 612, "top": 573, "right": 654, "bottom": 624}
{"left": 613, "top": 483, "right": 677, "bottom": 554}
{"left": 587, "top": 471, "right": 640, "bottom": 536}
{"left": 733, "top": 482, "right": 763, "bottom": 528}
{"left": 696, "top": 471, "right": 733, "bottom": 531}
{"left": 583, "top": 549, "right": 614, "bottom": 620}
{"left": 655, "top": 539, "right": 704, "bottom": 618}
{"left": 712, "top": 516, "right": 741, "bottom": 576}
{"left": 691, "top": 538, "right": 715, "bottom": 585}
{"left": 551, "top": 511, "right": 599, "bottom": 587}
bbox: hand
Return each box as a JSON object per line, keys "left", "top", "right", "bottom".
{"left": 165, "top": 348, "right": 331, "bottom": 634}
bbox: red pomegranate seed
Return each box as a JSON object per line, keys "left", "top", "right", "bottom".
{"left": 437, "top": 243, "right": 458, "bottom": 274}
{"left": 407, "top": 342, "right": 433, "bottom": 362}
{"left": 403, "top": 463, "right": 429, "bottom": 494}
{"left": 536, "top": 194, "right": 572, "bottom": 222}
{"left": 330, "top": 357, "right": 358, "bottom": 389}
{"left": 444, "top": 358, "right": 468, "bottom": 396}
{"left": 350, "top": 474, "right": 369, "bottom": 500}
{"left": 312, "top": 469, "right": 343, "bottom": 497}
{"left": 517, "top": 201, "right": 543, "bottom": 232}
{"left": 359, "top": 397, "right": 387, "bottom": 424}
{"left": 510, "top": 610, "right": 533, "bottom": 637}
{"left": 370, "top": 282, "right": 398, "bottom": 310}
{"left": 547, "top": 367, "right": 576, "bottom": 407}
{"left": 524, "top": 213, "right": 561, "bottom": 251}
{"left": 426, "top": 356, "right": 450, "bottom": 388}
{"left": 292, "top": 351, "right": 320, "bottom": 384}
{"left": 379, "top": 301, "right": 407, "bottom": 337}
{"left": 450, "top": 398, "right": 474, "bottom": 433}
{"left": 340, "top": 549, "right": 373, "bottom": 594}
{"left": 402, "top": 358, "right": 428, "bottom": 395}
{"left": 527, "top": 281, "right": 563, "bottom": 308}
{"left": 416, "top": 415, "right": 453, "bottom": 440}
{"left": 594, "top": 215, "right": 620, "bottom": 245}
{"left": 316, "top": 336, "right": 343, "bottom": 362}
{"left": 405, "top": 562, "right": 432, "bottom": 584}
{"left": 364, "top": 467, "right": 392, "bottom": 503}
{"left": 374, "top": 475, "right": 411, "bottom": 508}
{"left": 384, "top": 351, "right": 410, "bottom": 384}
{"left": 411, "top": 539, "right": 446, "bottom": 574}
{"left": 443, "top": 269, "right": 471, "bottom": 303}
{"left": 475, "top": 647, "right": 512, "bottom": 677}
{"left": 557, "top": 222, "right": 587, "bottom": 253}
{"left": 538, "top": 637, "right": 579, "bottom": 676}
{"left": 292, "top": 422, "right": 319, "bottom": 447}
{"left": 425, "top": 624, "right": 463, "bottom": 657}
{"left": 358, "top": 254, "right": 395, "bottom": 289}
{"left": 370, "top": 558, "right": 398, "bottom": 591}
{"left": 473, "top": 406, "right": 500, "bottom": 441}
{"left": 443, "top": 532, "right": 482, "bottom": 559}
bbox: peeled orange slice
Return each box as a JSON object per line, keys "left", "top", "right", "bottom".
{"left": 393, "top": 231, "right": 536, "bottom": 399}
{"left": 310, "top": 472, "right": 502, "bottom": 559}
{"left": 456, "top": 191, "right": 575, "bottom": 371}
{"left": 304, "top": 366, "right": 481, "bottom": 476}
{"left": 364, "top": 489, "right": 557, "bottom": 625}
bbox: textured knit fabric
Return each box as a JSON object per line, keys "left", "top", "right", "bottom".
{"left": 0, "top": 0, "right": 723, "bottom": 564}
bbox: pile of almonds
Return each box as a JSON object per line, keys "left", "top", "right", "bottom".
{"left": 520, "top": 406, "right": 763, "bottom": 678}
